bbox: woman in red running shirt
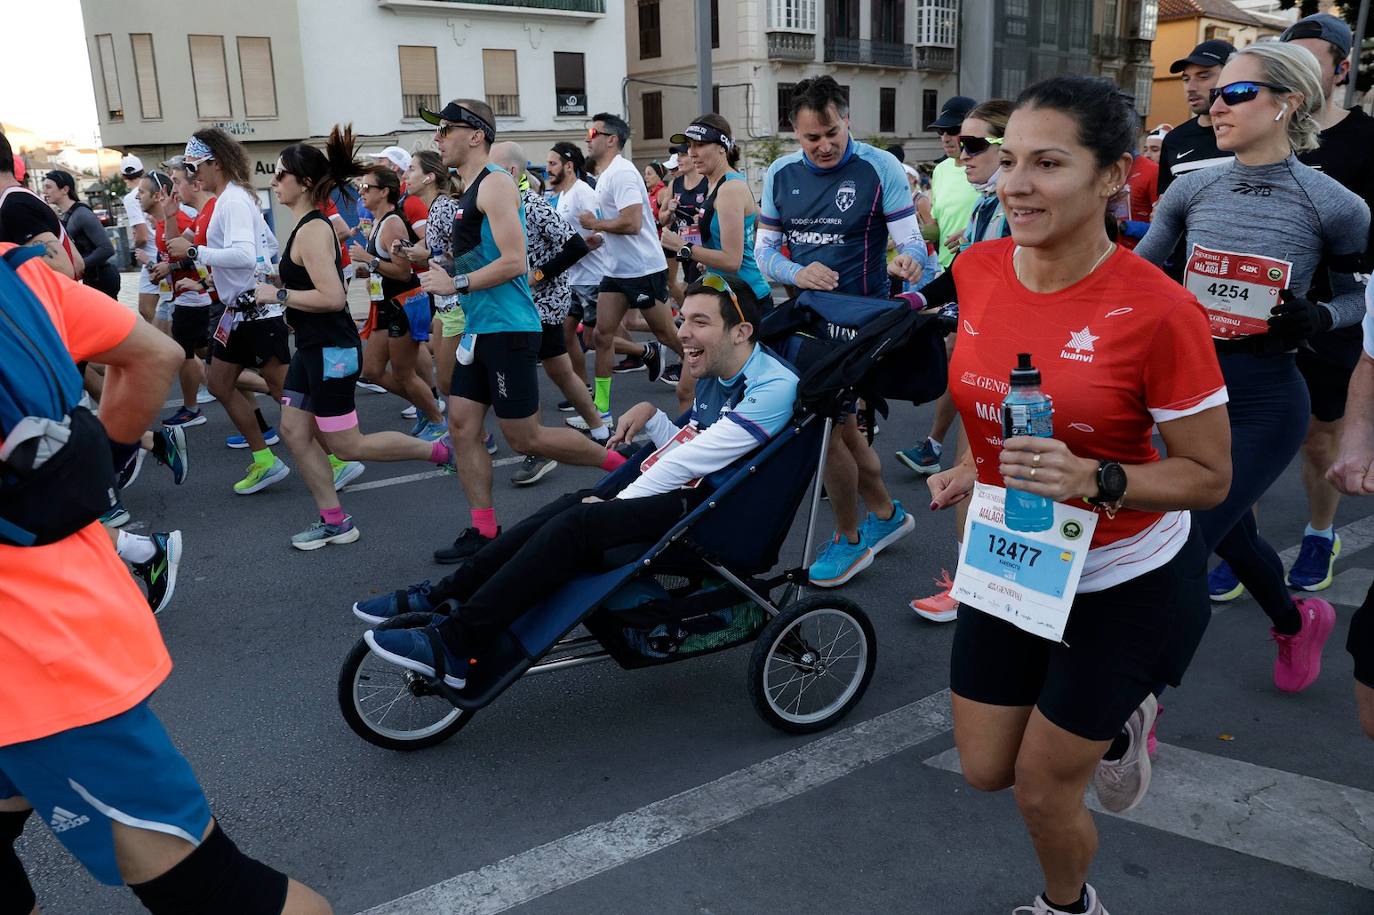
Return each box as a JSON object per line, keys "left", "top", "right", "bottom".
{"left": 913, "top": 76, "right": 1231, "bottom": 915}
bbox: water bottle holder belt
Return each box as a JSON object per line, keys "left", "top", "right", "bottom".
{"left": 0, "top": 406, "right": 117, "bottom": 547}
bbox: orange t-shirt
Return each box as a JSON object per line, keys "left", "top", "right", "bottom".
{"left": 0, "top": 243, "right": 172, "bottom": 746}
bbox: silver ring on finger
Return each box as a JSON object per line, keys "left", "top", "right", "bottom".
{"left": 1030, "top": 466, "right": 1037, "bottom": 479}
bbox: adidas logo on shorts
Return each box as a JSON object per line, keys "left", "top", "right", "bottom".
{"left": 49, "top": 806, "right": 91, "bottom": 833}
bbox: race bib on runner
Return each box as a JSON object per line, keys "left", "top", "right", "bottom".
{"left": 212, "top": 307, "right": 236, "bottom": 346}
{"left": 1183, "top": 244, "right": 1292, "bottom": 339}
{"left": 951, "top": 484, "right": 1098, "bottom": 642}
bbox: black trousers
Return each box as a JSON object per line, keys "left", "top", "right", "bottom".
{"left": 433, "top": 488, "right": 704, "bottom": 646}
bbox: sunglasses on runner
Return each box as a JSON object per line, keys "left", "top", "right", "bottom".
{"left": 958, "top": 135, "right": 1004, "bottom": 156}
{"left": 699, "top": 273, "right": 746, "bottom": 325}
{"left": 183, "top": 157, "right": 214, "bottom": 175}
{"left": 357, "top": 183, "right": 379, "bottom": 193}
{"left": 1209, "top": 81, "right": 1292, "bottom": 107}
{"left": 586, "top": 128, "right": 614, "bottom": 142}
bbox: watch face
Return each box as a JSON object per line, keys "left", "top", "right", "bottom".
{"left": 1102, "top": 462, "right": 1127, "bottom": 496}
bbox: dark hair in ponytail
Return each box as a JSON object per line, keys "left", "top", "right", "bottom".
{"left": 1014, "top": 76, "right": 1137, "bottom": 169}
{"left": 279, "top": 123, "right": 365, "bottom": 208}
{"left": 551, "top": 142, "right": 585, "bottom": 179}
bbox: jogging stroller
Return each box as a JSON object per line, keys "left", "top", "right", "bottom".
{"left": 337, "top": 292, "right": 949, "bottom": 751}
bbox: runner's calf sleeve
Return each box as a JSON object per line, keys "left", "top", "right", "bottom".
{"left": 129, "top": 821, "right": 288, "bottom": 915}
{"left": 0, "top": 808, "right": 35, "bottom": 915}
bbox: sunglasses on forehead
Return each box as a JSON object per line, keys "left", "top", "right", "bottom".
{"left": 1209, "top": 80, "right": 1291, "bottom": 107}
{"left": 958, "top": 135, "right": 1004, "bottom": 156}
{"left": 699, "top": 273, "right": 746, "bottom": 325}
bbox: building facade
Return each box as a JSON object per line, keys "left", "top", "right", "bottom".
{"left": 79, "top": 0, "right": 626, "bottom": 230}
{"left": 625, "top": 0, "right": 962, "bottom": 181}
{"left": 1092, "top": 0, "right": 1161, "bottom": 119}
{"left": 1149, "top": 0, "right": 1289, "bottom": 128}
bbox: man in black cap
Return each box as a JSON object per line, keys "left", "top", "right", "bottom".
{"left": 1157, "top": 39, "right": 1236, "bottom": 197}
{"left": 1278, "top": 14, "right": 1374, "bottom": 595}
{"left": 923, "top": 95, "right": 978, "bottom": 271}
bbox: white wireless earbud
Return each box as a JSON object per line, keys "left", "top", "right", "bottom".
{"left": 1274, "top": 102, "right": 1289, "bottom": 122}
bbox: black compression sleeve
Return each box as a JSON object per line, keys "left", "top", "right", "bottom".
{"left": 539, "top": 232, "right": 590, "bottom": 282}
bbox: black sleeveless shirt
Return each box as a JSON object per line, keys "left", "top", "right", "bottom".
{"left": 283, "top": 209, "right": 358, "bottom": 350}
{"left": 365, "top": 207, "right": 421, "bottom": 305}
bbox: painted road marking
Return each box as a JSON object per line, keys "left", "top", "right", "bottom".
{"left": 925, "top": 743, "right": 1374, "bottom": 891}
{"left": 356, "top": 691, "right": 955, "bottom": 914}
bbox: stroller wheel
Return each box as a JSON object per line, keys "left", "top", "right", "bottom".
{"left": 748, "top": 595, "right": 876, "bottom": 734}
{"left": 338, "top": 612, "right": 473, "bottom": 750}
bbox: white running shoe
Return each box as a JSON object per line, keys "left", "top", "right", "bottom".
{"left": 566, "top": 411, "right": 613, "bottom": 433}
{"left": 1091, "top": 693, "right": 1158, "bottom": 814}
{"left": 1013, "top": 884, "right": 1109, "bottom": 915}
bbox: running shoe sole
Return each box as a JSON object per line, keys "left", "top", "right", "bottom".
{"left": 234, "top": 463, "right": 291, "bottom": 495}
{"left": 152, "top": 531, "right": 183, "bottom": 616}
{"left": 293, "top": 525, "right": 361, "bottom": 551}
{"left": 120, "top": 448, "right": 147, "bottom": 490}
{"left": 893, "top": 450, "right": 941, "bottom": 475}
{"left": 363, "top": 630, "right": 466, "bottom": 688}
{"left": 512, "top": 459, "right": 558, "bottom": 486}
{"left": 809, "top": 549, "right": 875, "bottom": 588}
{"left": 1209, "top": 584, "right": 1246, "bottom": 602}
{"left": 352, "top": 601, "right": 393, "bottom": 625}
{"left": 867, "top": 512, "right": 915, "bottom": 555}
{"left": 909, "top": 599, "right": 958, "bottom": 623}
{"left": 613, "top": 363, "right": 646, "bottom": 374}
{"left": 102, "top": 508, "right": 132, "bottom": 528}
{"left": 164, "top": 414, "right": 208, "bottom": 428}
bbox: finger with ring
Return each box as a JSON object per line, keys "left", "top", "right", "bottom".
{"left": 1032, "top": 453, "right": 1041, "bottom": 466}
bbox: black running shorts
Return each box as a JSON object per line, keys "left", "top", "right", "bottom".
{"left": 537, "top": 322, "right": 567, "bottom": 360}
{"left": 1350, "top": 583, "right": 1374, "bottom": 688}
{"left": 1297, "top": 329, "right": 1361, "bottom": 423}
{"left": 282, "top": 344, "right": 361, "bottom": 423}
{"left": 449, "top": 331, "right": 541, "bottom": 419}
{"left": 213, "top": 316, "right": 291, "bottom": 369}
{"left": 950, "top": 525, "right": 1210, "bottom": 741}
{"left": 171, "top": 305, "right": 209, "bottom": 359}
{"left": 598, "top": 270, "right": 669, "bottom": 309}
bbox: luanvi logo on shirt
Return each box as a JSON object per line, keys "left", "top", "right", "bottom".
{"left": 1061, "top": 327, "right": 1098, "bottom": 363}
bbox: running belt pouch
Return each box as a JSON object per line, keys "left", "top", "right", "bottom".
{"left": 0, "top": 406, "right": 115, "bottom": 547}
{"left": 396, "top": 288, "right": 431, "bottom": 342}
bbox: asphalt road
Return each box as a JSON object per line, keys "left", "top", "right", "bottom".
{"left": 17, "top": 286, "right": 1374, "bottom": 914}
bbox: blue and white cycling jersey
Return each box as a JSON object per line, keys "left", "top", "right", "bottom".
{"left": 757, "top": 138, "right": 935, "bottom": 296}
{"left": 619, "top": 344, "right": 799, "bottom": 499}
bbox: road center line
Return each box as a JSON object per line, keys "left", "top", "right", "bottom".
{"left": 356, "top": 690, "right": 955, "bottom": 915}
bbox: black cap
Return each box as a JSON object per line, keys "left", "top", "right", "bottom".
{"left": 1010, "top": 353, "right": 1041, "bottom": 387}
{"left": 1169, "top": 39, "right": 1236, "bottom": 74}
{"left": 927, "top": 96, "right": 976, "bottom": 130}
{"left": 418, "top": 101, "right": 496, "bottom": 142}
{"left": 1280, "top": 13, "right": 1353, "bottom": 58}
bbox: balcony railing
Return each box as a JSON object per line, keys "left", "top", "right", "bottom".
{"left": 487, "top": 94, "right": 520, "bottom": 117}
{"left": 402, "top": 93, "right": 440, "bottom": 120}
{"left": 915, "top": 45, "right": 955, "bottom": 71}
{"left": 767, "top": 31, "right": 816, "bottom": 61}
{"left": 824, "top": 36, "right": 913, "bottom": 67}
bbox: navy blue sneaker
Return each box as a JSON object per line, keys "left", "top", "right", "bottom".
{"left": 364, "top": 624, "right": 468, "bottom": 688}
{"left": 352, "top": 580, "right": 437, "bottom": 624}
{"left": 1208, "top": 560, "right": 1244, "bottom": 602}
{"left": 227, "top": 428, "right": 279, "bottom": 449}
{"left": 1287, "top": 534, "right": 1341, "bottom": 591}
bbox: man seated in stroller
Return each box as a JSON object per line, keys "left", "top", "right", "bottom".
{"left": 361, "top": 274, "right": 800, "bottom": 687}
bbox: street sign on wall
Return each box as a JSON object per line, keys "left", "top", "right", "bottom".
{"left": 557, "top": 93, "right": 587, "bottom": 116}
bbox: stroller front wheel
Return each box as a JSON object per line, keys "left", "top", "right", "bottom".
{"left": 338, "top": 612, "right": 473, "bottom": 750}
{"left": 748, "top": 596, "right": 876, "bottom": 734}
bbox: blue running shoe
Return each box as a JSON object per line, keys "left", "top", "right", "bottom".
{"left": 352, "top": 580, "right": 437, "bottom": 625}
{"left": 162, "top": 407, "right": 207, "bottom": 428}
{"left": 809, "top": 533, "right": 874, "bottom": 588}
{"left": 1208, "top": 560, "right": 1245, "bottom": 602}
{"left": 484, "top": 431, "right": 498, "bottom": 455}
{"left": 1287, "top": 534, "right": 1341, "bottom": 591}
{"left": 332, "top": 460, "right": 366, "bottom": 491}
{"left": 860, "top": 500, "right": 914, "bottom": 555}
{"left": 100, "top": 499, "right": 131, "bottom": 528}
{"left": 364, "top": 625, "right": 468, "bottom": 688}
{"left": 408, "top": 414, "right": 426, "bottom": 436}
{"left": 894, "top": 438, "right": 942, "bottom": 475}
{"left": 153, "top": 425, "right": 189, "bottom": 486}
{"left": 416, "top": 419, "right": 447, "bottom": 442}
{"left": 227, "top": 428, "right": 279, "bottom": 449}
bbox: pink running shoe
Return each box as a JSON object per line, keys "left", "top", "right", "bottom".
{"left": 1272, "top": 597, "right": 1337, "bottom": 693}
{"left": 910, "top": 570, "right": 959, "bottom": 623}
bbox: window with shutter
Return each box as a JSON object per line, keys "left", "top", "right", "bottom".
{"left": 879, "top": 87, "right": 896, "bottom": 133}
{"left": 553, "top": 52, "right": 587, "bottom": 117}
{"left": 642, "top": 91, "right": 663, "bottom": 139}
{"left": 188, "top": 35, "right": 231, "bottom": 119}
{"left": 398, "top": 46, "right": 439, "bottom": 119}
{"left": 237, "top": 37, "right": 277, "bottom": 119}
{"left": 483, "top": 49, "right": 519, "bottom": 117}
{"left": 129, "top": 34, "right": 160, "bottom": 120}
{"left": 96, "top": 34, "right": 123, "bottom": 121}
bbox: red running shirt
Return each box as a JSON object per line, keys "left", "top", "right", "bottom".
{"left": 949, "top": 238, "right": 1227, "bottom": 587}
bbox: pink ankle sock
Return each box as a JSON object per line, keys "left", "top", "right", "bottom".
{"left": 321, "top": 507, "right": 346, "bottom": 526}
{"left": 601, "top": 449, "right": 627, "bottom": 471}
{"left": 471, "top": 507, "right": 497, "bottom": 539}
{"left": 429, "top": 439, "right": 451, "bottom": 464}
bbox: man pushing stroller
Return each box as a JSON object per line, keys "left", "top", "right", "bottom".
{"left": 357, "top": 275, "right": 799, "bottom": 688}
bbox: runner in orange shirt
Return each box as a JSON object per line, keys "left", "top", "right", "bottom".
{"left": 0, "top": 245, "right": 330, "bottom": 914}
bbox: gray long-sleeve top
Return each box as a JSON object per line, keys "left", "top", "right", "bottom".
{"left": 1135, "top": 155, "right": 1370, "bottom": 329}
{"left": 60, "top": 202, "right": 114, "bottom": 271}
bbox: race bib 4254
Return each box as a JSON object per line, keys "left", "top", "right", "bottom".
{"left": 1183, "top": 244, "right": 1292, "bottom": 339}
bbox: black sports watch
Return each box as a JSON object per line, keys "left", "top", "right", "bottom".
{"left": 185, "top": 245, "right": 199, "bottom": 261}
{"left": 1089, "top": 460, "right": 1127, "bottom": 508}
{"left": 675, "top": 243, "right": 694, "bottom": 264}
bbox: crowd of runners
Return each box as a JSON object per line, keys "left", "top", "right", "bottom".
{"left": 3, "top": 12, "right": 1374, "bottom": 914}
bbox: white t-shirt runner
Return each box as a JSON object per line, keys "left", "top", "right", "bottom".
{"left": 553, "top": 178, "right": 609, "bottom": 287}
{"left": 201, "top": 183, "right": 281, "bottom": 320}
{"left": 122, "top": 188, "right": 157, "bottom": 264}
{"left": 593, "top": 154, "right": 667, "bottom": 279}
